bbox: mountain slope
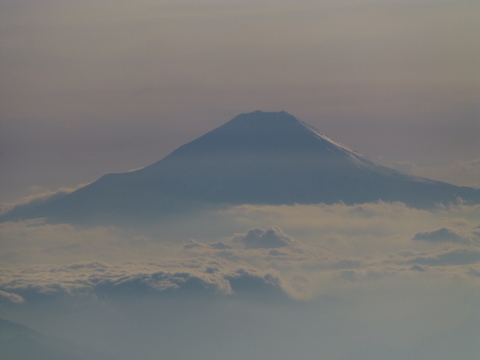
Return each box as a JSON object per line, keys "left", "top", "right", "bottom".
{"left": 3, "top": 111, "right": 480, "bottom": 224}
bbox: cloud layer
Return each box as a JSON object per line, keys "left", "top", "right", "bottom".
{"left": 1, "top": 202, "right": 479, "bottom": 360}
{"left": 413, "top": 227, "right": 477, "bottom": 244}
{"left": 1, "top": 202, "right": 479, "bottom": 307}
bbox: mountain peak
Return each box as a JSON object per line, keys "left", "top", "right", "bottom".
{"left": 219, "top": 110, "right": 303, "bottom": 132}
{"left": 2, "top": 111, "right": 480, "bottom": 224}
{"left": 230, "top": 110, "right": 298, "bottom": 124}
{"left": 165, "top": 110, "right": 343, "bottom": 157}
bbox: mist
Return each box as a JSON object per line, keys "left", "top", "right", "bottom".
{"left": 1, "top": 202, "right": 479, "bottom": 359}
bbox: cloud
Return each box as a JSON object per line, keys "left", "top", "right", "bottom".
{"left": 183, "top": 239, "right": 208, "bottom": 250}
{"left": 413, "top": 227, "right": 475, "bottom": 244}
{"left": 92, "top": 269, "right": 232, "bottom": 298}
{"left": 224, "top": 268, "right": 290, "bottom": 298}
{"left": 409, "top": 248, "right": 480, "bottom": 266}
{"left": 467, "top": 268, "right": 480, "bottom": 277}
{"left": 393, "top": 159, "right": 480, "bottom": 189}
{"left": 410, "top": 264, "right": 427, "bottom": 272}
{"left": 0, "top": 186, "right": 82, "bottom": 216}
{"left": 0, "top": 219, "right": 167, "bottom": 264}
{"left": 0, "top": 258, "right": 302, "bottom": 304}
{"left": 2, "top": 201, "right": 480, "bottom": 308}
{"left": 1, "top": 202, "right": 480, "bottom": 360}
{"left": 389, "top": 160, "right": 415, "bottom": 173}
{"left": 209, "top": 241, "right": 232, "bottom": 250}
{"left": 0, "top": 290, "right": 24, "bottom": 304}
{"left": 233, "top": 227, "right": 300, "bottom": 249}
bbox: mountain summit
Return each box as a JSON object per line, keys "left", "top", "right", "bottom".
{"left": 4, "top": 111, "right": 480, "bottom": 224}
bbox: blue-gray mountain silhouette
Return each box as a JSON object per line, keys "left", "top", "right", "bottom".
{"left": 3, "top": 111, "right": 480, "bottom": 223}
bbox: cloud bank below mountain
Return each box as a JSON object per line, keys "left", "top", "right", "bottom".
{"left": 1, "top": 201, "right": 479, "bottom": 360}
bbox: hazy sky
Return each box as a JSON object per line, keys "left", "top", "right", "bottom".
{"left": 1, "top": 0, "right": 479, "bottom": 203}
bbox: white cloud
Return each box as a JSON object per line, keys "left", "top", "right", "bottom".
{"left": 2, "top": 202, "right": 480, "bottom": 308}
{"left": 389, "top": 159, "right": 480, "bottom": 189}
{"left": 0, "top": 290, "right": 24, "bottom": 304}
{"left": 1, "top": 201, "right": 480, "bottom": 360}
{"left": 0, "top": 185, "right": 84, "bottom": 216}
{"left": 183, "top": 239, "right": 208, "bottom": 250}
{"left": 0, "top": 258, "right": 302, "bottom": 304}
{"left": 413, "top": 227, "right": 478, "bottom": 244}
{"left": 408, "top": 248, "right": 480, "bottom": 267}
{"left": 232, "top": 226, "right": 301, "bottom": 249}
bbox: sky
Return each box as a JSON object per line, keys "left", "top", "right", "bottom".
{"left": 1, "top": 0, "right": 479, "bottom": 203}
{"left": 1, "top": 1, "right": 480, "bottom": 359}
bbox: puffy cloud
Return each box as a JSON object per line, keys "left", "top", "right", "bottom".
{"left": 413, "top": 227, "right": 475, "bottom": 244}
{"left": 410, "top": 264, "right": 427, "bottom": 272}
{"left": 224, "top": 268, "right": 286, "bottom": 298}
{"left": 0, "top": 219, "right": 168, "bottom": 264}
{"left": 182, "top": 227, "right": 310, "bottom": 268}
{"left": 233, "top": 227, "right": 300, "bottom": 249}
{"left": 2, "top": 202, "right": 480, "bottom": 360}
{"left": 0, "top": 290, "right": 24, "bottom": 304}
{"left": 92, "top": 270, "right": 232, "bottom": 298}
{"left": 467, "top": 268, "right": 480, "bottom": 277}
{"left": 209, "top": 241, "right": 231, "bottom": 250}
{"left": 389, "top": 160, "right": 415, "bottom": 173}
{"left": 0, "top": 258, "right": 301, "bottom": 304}
{"left": 183, "top": 239, "right": 208, "bottom": 250}
{"left": 333, "top": 266, "right": 403, "bottom": 283}
{"left": 408, "top": 248, "right": 480, "bottom": 267}
{"left": 389, "top": 159, "right": 480, "bottom": 189}
{"left": 2, "top": 202, "right": 480, "bottom": 307}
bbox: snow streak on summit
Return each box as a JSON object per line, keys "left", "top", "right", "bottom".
{"left": 3, "top": 111, "right": 480, "bottom": 224}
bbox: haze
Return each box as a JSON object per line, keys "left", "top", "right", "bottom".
{"left": 1, "top": 1, "right": 479, "bottom": 360}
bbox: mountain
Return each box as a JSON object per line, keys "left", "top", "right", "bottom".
{"left": 3, "top": 111, "right": 480, "bottom": 224}
{"left": 0, "top": 318, "right": 117, "bottom": 360}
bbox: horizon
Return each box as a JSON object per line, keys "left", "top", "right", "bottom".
{"left": 1, "top": 1, "right": 479, "bottom": 360}
{"left": 2, "top": 110, "right": 479, "bottom": 224}
{"left": 1, "top": 109, "right": 479, "bottom": 211}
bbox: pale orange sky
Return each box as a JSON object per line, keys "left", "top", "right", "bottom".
{"left": 1, "top": 0, "right": 479, "bottom": 201}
